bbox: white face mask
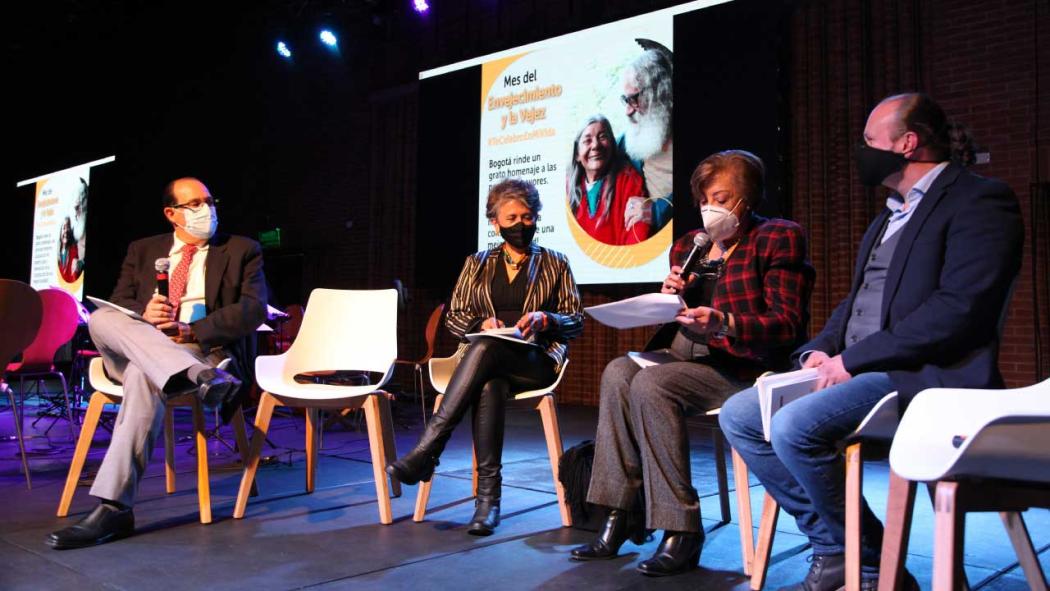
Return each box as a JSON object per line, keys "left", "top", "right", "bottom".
{"left": 179, "top": 205, "right": 218, "bottom": 241}
{"left": 700, "top": 202, "right": 742, "bottom": 243}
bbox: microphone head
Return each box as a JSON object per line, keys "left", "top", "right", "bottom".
{"left": 692, "top": 232, "right": 711, "bottom": 249}
{"left": 154, "top": 258, "right": 170, "bottom": 273}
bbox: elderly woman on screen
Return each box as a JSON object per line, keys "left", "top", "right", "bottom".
{"left": 567, "top": 115, "right": 651, "bottom": 245}
{"left": 387, "top": 178, "right": 584, "bottom": 536}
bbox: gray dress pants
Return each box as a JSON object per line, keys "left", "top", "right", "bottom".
{"left": 586, "top": 354, "right": 748, "bottom": 532}
{"left": 86, "top": 308, "right": 217, "bottom": 506}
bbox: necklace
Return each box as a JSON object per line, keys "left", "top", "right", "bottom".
{"left": 502, "top": 248, "right": 528, "bottom": 270}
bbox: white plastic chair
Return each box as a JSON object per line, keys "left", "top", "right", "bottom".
{"left": 878, "top": 379, "right": 1050, "bottom": 591}
{"left": 412, "top": 351, "right": 573, "bottom": 526}
{"left": 746, "top": 390, "right": 900, "bottom": 590}
{"left": 233, "top": 289, "right": 402, "bottom": 524}
{"left": 57, "top": 356, "right": 249, "bottom": 524}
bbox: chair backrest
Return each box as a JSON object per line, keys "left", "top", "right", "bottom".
{"left": 0, "top": 280, "right": 44, "bottom": 370}
{"left": 17, "top": 288, "right": 81, "bottom": 372}
{"left": 419, "top": 303, "right": 446, "bottom": 364}
{"left": 889, "top": 378, "right": 1050, "bottom": 482}
{"left": 284, "top": 289, "right": 398, "bottom": 376}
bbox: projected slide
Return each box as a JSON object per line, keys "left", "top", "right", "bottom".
{"left": 477, "top": 17, "right": 673, "bottom": 284}
{"left": 17, "top": 156, "right": 114, "bottom": 300}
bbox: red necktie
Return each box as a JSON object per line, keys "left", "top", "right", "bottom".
{"left": 169, "top": 245, "right": 198, "bottom": 311}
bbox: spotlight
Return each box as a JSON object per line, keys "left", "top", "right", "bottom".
{"left": 319, "top": 29, "right": 338, "bottom": 47}
{"left": 276, "top": 41, "right": 292, "bottom": 59}
{"left": 413, "top": 0, "right": 430, "bottom": 13}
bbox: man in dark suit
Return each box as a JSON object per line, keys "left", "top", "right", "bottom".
{"left": 48, "top": 177, "right": 267, "bottom": 549}
{"left": 719, "top": 93, "right": 1024, "bottom": 590}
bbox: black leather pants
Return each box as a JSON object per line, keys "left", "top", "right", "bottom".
{"left": 416, "top": 338, "right": 556, "bottom": 499}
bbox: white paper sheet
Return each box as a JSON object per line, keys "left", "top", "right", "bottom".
{"left": 86, "top": 296, "right": 147, "bottom": 322}
{"left": 584, "top": 293, "right": 686, "bottom": 329}
{"left": 757, "top": 368, "right": 820, "bottom": 442}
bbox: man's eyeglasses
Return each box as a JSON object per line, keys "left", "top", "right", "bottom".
{"left": 171, "top": 197, "right": 217, "bottom": 212}
{"left": 620, "top": 91, "right": 642, "bottom": 109}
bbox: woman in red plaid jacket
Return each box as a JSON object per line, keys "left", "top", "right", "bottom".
{"left": 572, "top": 150, "right": 814, "bottom": 577}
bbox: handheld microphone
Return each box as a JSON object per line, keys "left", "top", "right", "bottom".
{"left": 678, "top": 232, "right": 713, "bottom": 281}
{"left": 155, "top": 258, "right": 170, "bottom": 299}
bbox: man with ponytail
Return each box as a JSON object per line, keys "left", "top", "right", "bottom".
{"left": 719, "top": 93, "right": 1023, "bottom": 590}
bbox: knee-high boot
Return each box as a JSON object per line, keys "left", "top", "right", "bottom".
{"left": 387, "top": 342, "right": 498, "bottom": 485}
{"left": 467, "top": 378, "right": 507, "bottom": 535}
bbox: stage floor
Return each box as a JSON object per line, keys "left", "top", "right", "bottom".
{"left": 1, "top": 394, "right": 1047, "bottom": 590}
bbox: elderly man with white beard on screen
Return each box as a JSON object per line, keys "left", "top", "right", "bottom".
{"left": 619, "top": 39, "right": 674, "bottom": 236}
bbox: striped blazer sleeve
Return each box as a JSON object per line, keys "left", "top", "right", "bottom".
{"left": 445, "top": 253, "right": 486, "bottom": 339}
{"left": 542, "top": 252, "right": 584, "bottom": 340}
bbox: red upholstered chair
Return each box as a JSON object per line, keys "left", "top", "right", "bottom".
{"left": 5, "top": 287, "right": 80, "bottom": 484}
{"left": 0, "top": 280, "right": 44, "bottom": 488}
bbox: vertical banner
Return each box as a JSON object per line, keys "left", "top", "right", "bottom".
{"left": 18, "top": 155, "right": 114, "bottom": 300}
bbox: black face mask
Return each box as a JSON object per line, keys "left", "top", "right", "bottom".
{"left": 855, "top": 143, "right": 908, "bottom": 187}
{"left": 499, "top": 221, "right": 537, "bottom": 250}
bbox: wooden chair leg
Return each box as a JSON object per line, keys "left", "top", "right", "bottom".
{"left": 1000, "top": 512, "right": 1048, "bottom": 591}
{"left": 413, "top": 394, "right": 444, "bottom": 523}
{"left": 363, "top": 395, "right": 393, "bottom": 525}
{"left": 57, "top": 391, "right": 107, "bottom": 516}
{"left": 305, "top": 408, "right": 320, "bottom": 493}
{"left": 164, "top": 405, "right": 177, "bottom": 494}
{"left": 231, "top": 408, "right": 258, "bottom": 497}
{"left": 377, "top": 393, "right": 401, "bottom": 498}
{"left": 732, "top": 448, "right": 755, "bottom": 576}
{"left": 191, "top": 399, "right": 211, "bottom": 524}
{"left": 713, "top": 427, "right": 731, "bottom": 525}
{"left": 932, "top": 481, "right": 965, "bottom": 591}
{"left": 536, "top": 394, "right": 571, "bottom": 527}
{"left": 234, "top": 392, "right": 278, "bottom": 519}
{"left": 471, "top": 444, "right": 479, "bottom": 497}
{"left": 878, "top": 470, "right": 917, "bottom": 591}
{"left": 845, "top": 442, "right": 863, "bottom": 591}
{"left": 750, "top": 492, "right": 780, "bottom": 591}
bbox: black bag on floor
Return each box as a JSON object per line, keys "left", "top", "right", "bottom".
{"left": 558, "top": 440, "right": 608, "bottom": 531}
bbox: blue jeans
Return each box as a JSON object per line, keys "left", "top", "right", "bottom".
{"left": 719, "top": 372, "right": 893, "bottom": 572}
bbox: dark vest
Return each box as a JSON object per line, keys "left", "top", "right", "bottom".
{"left": 845, "top": 226, "right": 904, "bottom": 347}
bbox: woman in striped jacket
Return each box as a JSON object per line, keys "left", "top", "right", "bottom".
{"left": 387, "top": 178, "right": 584, "bottom": 536}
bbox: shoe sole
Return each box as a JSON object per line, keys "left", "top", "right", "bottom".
{"left": 569, "top": 553, "right": 621, "bottom": 562}
{"left": 46, "top": 529, "right": 132, "bottom": 550}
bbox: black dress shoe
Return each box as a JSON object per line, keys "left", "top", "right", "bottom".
{"left": 466, "top": 498, "right": 500, "bottom": 536}
{"left": 570, "top": 509, "right": 647, "bottom": 561}
{"left": 47, "top": 503, "right": 134, "bottom": 550}
{"left": 776, "top": 553, "right": 845, "bottom": 591}
{"left": 194, "top": 367, "right": 242, "bottom": 409}
{"left": 385, "top": 451, "right": 438, "bottom": 485}
{"left": 636, "top": 530, "right": 703, "bottom": 577}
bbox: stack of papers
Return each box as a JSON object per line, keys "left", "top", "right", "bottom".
{"left": 757, "top": 368, "right": 820, "bottom": 441}
{"left": 465, "top": 327, "right": 537, "bottom": 347}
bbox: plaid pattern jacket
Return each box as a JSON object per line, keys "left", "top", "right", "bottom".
{"left": 445, "top": 243, "right": 584, "bottom": 369}
{"left": 671, "top": 214, "right": 814, "bottom": 372}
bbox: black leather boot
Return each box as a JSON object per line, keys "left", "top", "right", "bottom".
{"left": 776, "top": 553, "right": 845, "bottom": 591}
{"left": 466, "top": 379, "right": 507, "bottom": 536}
{"left": 467, "top": 497, "right": 501, "bottom": 536}
{"left": 570, "top": 508, "right": 646, "bottom": 560}
{"left": 387, "top": 368, "right": 490, "bottom": 485}
{"left": 636, "top": 530, "right": 703, "bottom": 576}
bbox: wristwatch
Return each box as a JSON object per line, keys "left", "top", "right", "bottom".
{"left": 713, "top": 312, "right": 731, "bottom": 339}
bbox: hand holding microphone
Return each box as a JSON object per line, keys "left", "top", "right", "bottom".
{"left": 145, "top": 258, "right": 175, "bottom": 326}
{"left": 662, "top": 232, "right": 713, "bottom": 294}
